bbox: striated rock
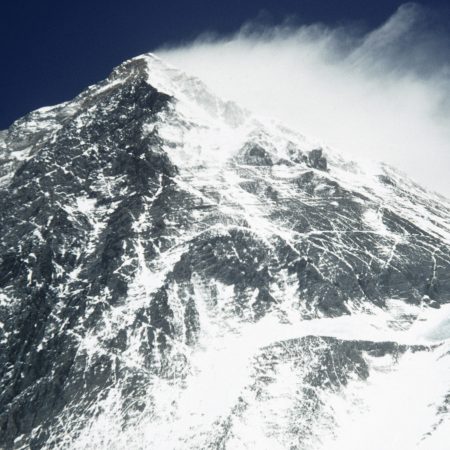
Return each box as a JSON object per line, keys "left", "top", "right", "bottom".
{"left": 0, "top": 54, "right": 449, "bottom": 449}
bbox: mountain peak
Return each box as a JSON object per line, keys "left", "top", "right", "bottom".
{"left": 1, "top": 54, "right": 450, "bottom": 449}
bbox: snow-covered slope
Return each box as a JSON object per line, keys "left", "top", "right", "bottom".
{"left": 0, "top": 54, "right": 450, "bottom": 449}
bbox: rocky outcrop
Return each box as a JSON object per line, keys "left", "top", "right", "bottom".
{"left": 0, "top": 54, "right": 449, "bottom": 449}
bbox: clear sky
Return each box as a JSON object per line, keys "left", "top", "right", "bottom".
{"left": 1, "top": 0, "right": 449, "bottom": 129}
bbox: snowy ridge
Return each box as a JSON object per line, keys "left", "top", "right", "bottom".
{"left": 0, "top": 53, "right": 449, "bottom": 449}
{"left": 144, "top": 53, "right": 450, "bottom": 244}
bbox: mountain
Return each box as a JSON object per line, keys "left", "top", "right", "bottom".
{"left": 1, "top": 54, "right": 450, "bottom": 450}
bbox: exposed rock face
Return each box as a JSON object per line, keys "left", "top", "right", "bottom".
{"left": 307, "top": 148, "right": 327, "bottom": 171}
{"left": 0, "top": 54, "right": 450, "bottom": 449}
{"left": 0, "top": 58, "right": 177, "bottom": 448}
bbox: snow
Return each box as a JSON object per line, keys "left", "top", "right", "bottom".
{"left": 48, "top": 55, "right": 450, "bottom": 449}
{"left": 363, "top": 207, "right": 391, "bottom": 237}
{"left": 319, "top": 343, "right": 450, "bottom": 450}
{"left": 76, "top": 196, "right": 96, "bottom": 214}
{"left": 406, "top": 303, "right": 450, "bottom": 342}
{"left": 62, "top": 293, "right": 450, "bottom": 449}
{"left": 5, "top": 53, "right": 449, "bottom": 449}
{"left": 10, "top": 148, "right": 32, "bottom": 161}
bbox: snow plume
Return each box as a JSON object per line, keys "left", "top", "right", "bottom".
{"left": 158, "top": 3, "right": 450, "bottom": 197}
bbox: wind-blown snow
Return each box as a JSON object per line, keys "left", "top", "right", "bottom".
{"left": 158, "top": 3, "right": 450, "bottom": 197}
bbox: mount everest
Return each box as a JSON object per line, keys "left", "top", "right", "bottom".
{"left": 0, "top": 54, "right": 450, "bottom": 449}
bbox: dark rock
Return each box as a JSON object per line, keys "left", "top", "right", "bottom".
{"left": 307, "top": 148, "right": 327, "bottom": 171}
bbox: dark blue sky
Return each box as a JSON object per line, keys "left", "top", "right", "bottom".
{"left": 1, "top": 0, "right": 448, "bottom": 129}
